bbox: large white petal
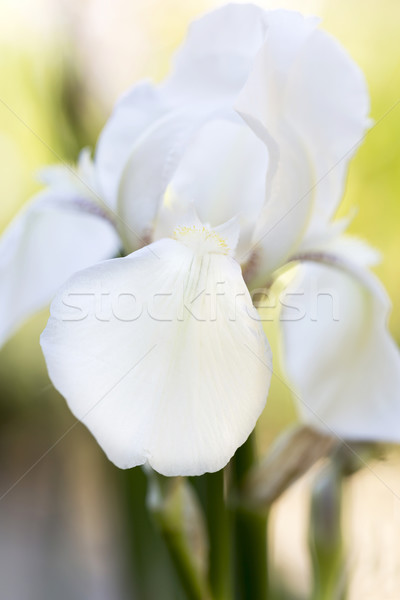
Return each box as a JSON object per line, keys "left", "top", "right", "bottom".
{"left": 41, "top": 237, "right": 272, "bottom": 476}
{"left": 0, "top": 194, "right": 120, "bottom": 347}
{"left": 280, "top": 255, "right": 400, "bottom": 442}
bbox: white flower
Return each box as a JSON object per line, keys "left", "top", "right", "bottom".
{"left": 2, "top": 5, "right": 399, "bottom": 475}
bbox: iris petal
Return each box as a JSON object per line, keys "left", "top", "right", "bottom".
{"left": 41, "top": 237, "right": 272, "bottom": 476}
{"left": 280, "top": 251, "right": 400, "bottom": 442}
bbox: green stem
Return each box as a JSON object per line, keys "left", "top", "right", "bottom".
{"left": 158, "top": 520, "right": 207, "bottom": 600}
{"left": 204, "top": 470, "right": 231, "bottom": 600}
{"left": 118, "top": 467, "right": 153, "bottom": 599}
{"left": 120, "top": 468, "right": 188, "bottom": 599}
{"left": 309, "top": 462, "right": 345, "bottom": 600}
{"left": 231, "top": 433, "right": 269, "bottom": 600}
{"left": 147, "top": 474, "right": 210, "bottom": 600}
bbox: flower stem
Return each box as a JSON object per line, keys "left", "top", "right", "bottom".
{"left": 204, "top": 470, "right": 232, "bottom": 600}
{"left": 147, "top": 474, "right": 211, "bottom": 600}
{"left": 231, "top": 433, "right": 269, "bottom": 600}
{"left": 158, "top": 520, "right": 208, "bottom": 600}
{"left": 309, "top": 461, "right": 345, "bottom": 600}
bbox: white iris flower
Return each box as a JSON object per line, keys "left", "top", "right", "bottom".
{"left": 1, "top": 5, "right": 399, "bottom": 475}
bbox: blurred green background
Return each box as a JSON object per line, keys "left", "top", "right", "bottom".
{"left": 0, "top": 1, "right": 399, "bottom": 599}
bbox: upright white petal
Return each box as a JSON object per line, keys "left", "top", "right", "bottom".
{"left": 161, "top": 3, "right": 268, "bottom": 106}
{"left": 0, "top": 180, "right": 120, "bottom": 347}
{"left": 94, "top": 5, "right": 272, "bottom": 247}
{"left": 286, "top": 28, "right": 370, "bottom": 227}
{"left": 242, "top": 128, "right": 315, "bottom": 285}
{"left": 95, "top": 82, "right": 167, "bottom": 209}
{"left": 280, "top": 249, "right": 400, "bottom": 442}
{"left": 236, "top": 10, "right": 369, "bottom": 283}
{"left": 116, "top": 107, "right": 237, "bottom": 252}
{"left": 170, "top": 118, "right": 268, "bottom": 258}
{"left": 41, "top": 235, "right": 272, "bottom": 476}
{"left": 236, "top": 11, "right": 319, "bottom": 137}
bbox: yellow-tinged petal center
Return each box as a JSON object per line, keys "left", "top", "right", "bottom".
{"left": 173, "top": 225, "right": 229, "bottom": 255}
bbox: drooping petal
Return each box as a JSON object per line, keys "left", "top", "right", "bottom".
{"left": 280, "top": 249, "right": 400, "bottom": 442}
{"left": 0, "top": 193, "right": 120, "bottom": 347}
{"left": 40, "top": 236, "right": 272, "bottom": 476}
{"left": 38, "top": 148, "right": 98, "bottom": 198}
{"left": 291, "top": 229, "right": 382, "bottom": 275}
{"left": 236, "top": 10, "right": 370, "bottom": 283}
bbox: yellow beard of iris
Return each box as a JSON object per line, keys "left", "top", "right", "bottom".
{"left": 173, "top": 225, "right": 229, "bottom": 255}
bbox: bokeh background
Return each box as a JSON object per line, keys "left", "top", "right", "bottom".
{"left": 0, "top": 0, "right": 400, "bottom": 598}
